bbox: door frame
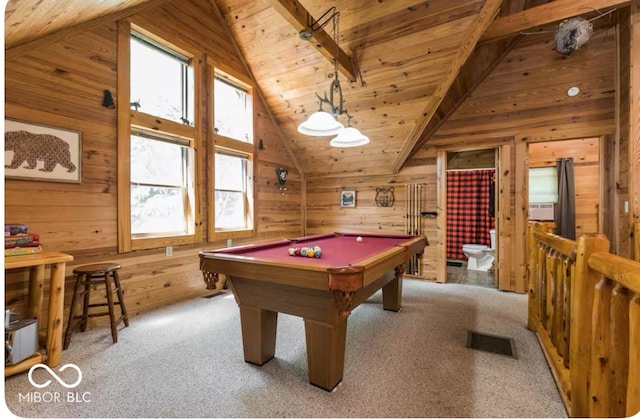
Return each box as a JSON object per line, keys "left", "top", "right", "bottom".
{"left": 435, "top": 145, "right": 512, "bottom": 291}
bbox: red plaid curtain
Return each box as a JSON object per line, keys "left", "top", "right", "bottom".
{"left": 446, "top": 169, "right": 495, "bottom": 260}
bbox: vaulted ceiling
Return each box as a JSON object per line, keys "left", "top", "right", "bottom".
{"left": 4, "top": 0, "right": 629, "bottom": 178}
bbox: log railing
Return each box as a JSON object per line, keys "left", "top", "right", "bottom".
{"left": 528, "top": 222, "right": 640, "bottom": 417}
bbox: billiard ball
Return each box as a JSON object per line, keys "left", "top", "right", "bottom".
{"left": 356, "top": 236, "right": 363, "bottom": 242}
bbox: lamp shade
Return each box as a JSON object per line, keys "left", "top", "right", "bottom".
{"left": 297, "top": 111, "right": 344, "bottom": 136}
{"left": 329, "top": 127, "right": 370, "bottom": 147}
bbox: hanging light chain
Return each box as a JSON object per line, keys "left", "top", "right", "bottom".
{"left": 333, "top": 12, "right": 340, "bottom": 79}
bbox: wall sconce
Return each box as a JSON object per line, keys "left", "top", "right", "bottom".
{"left": 276, "top": 167, "right": 288, "bottom": 195}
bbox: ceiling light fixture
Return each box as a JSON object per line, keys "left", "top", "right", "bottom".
{"left": 330, "top": 127, "right": 369, "bottom": 148}
{"left": 296, "top": 7, "right": 368, "bottom": 147}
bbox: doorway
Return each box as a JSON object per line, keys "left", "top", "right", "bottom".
{"left": 437, "top": 148, "right": 499, "bottom": 289}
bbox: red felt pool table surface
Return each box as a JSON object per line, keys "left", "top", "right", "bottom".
{"left": 198, "top": 232, "right": 428, "bottom": 391}
{"left": 211, "top": 232, "right": 416, "bottom": 267}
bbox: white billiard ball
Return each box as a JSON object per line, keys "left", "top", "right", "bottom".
{"left": 356, "top": 236, "right": 363, "bottom": 242}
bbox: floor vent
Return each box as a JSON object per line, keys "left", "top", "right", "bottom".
{"left": 467, "top": 331, "right": 517, "bottom": 358}
{"left": 447, "top": 261, "right": 463, "bottom": 267}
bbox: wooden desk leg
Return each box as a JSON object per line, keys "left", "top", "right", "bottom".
{"left": 239, "top": 305, "right": 277, "bottom": 366}
{"left": 46, "top": 262, "right": 66, "bottom": 367}
{"left": 304, "top": 318, "right": 347, "bottom": 391}
{"left": 382, "top": 264, "right": 405, "bottom": 311}
{"left": 28, "top": 265, "right": 45, "bottom": 320}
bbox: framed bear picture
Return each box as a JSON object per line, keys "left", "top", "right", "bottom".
{"left": 4, "top": 118, "right": 82, "bottom": 183}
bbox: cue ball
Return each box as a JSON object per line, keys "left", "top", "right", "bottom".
{"left": 356, "top": 236, "right": 363, "bottom": 242}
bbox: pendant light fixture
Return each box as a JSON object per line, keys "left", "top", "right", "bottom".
{"left": 296, "top": 7, "right": 368, "bottom": 147}
{"left": 329, "top": 126, "right": 369, "bottom": 147}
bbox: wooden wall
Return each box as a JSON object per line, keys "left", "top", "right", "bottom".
{"left": 306, "top": 162, "right": 439, "bottom": 280}
{"left": 4, "top": 0, "right": 302, "bottom": 326}
{"left": 617, "top": 3, "right": 640, "bottom": 260}
{"left": 447, "top": 149, "right": 495, "bottom": 170}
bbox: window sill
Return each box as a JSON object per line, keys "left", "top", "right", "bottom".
{"left": 130, "top": 234, "right": 197, "bottom": 251}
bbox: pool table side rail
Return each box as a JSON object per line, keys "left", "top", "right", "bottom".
{"left": 199, "top": 235, "right": 426, "bottom": 292}
{"left": 334, "top": 235, "right": 426, "bottom": 289}
{"left": 199, "top": 253, "right": 333, "bottom": 290}
{"left": 288, "top": 232, "right": 417, "bottom": 243}
{"left": 201, "top": 239, "right": 292, "bottom": 254}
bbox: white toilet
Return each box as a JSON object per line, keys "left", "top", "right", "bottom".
{"left": 462, "top": 229, "right": 496, "bottom": 271}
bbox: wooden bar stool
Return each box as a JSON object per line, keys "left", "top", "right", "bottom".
{"left": 64, "top": 263, "right": 129, "bottom": 349}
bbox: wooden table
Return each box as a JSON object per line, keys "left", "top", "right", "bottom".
{"left": 199, "top": 232, "right": 427, "bottom": 391}
{"left": 4, "top": 251, "right": 73, "bottom": 377}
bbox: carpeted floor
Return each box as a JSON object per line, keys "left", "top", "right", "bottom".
{"left": 3, "top": 279, "right": 567, "bottom": 418}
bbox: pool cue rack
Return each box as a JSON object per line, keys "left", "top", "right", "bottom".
{"left": 405, "top": 183, "right": 425, "bottom": 277}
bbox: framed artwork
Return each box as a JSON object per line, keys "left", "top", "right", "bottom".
{"left": 4, "top": 118, "right": 82, "bottom": 183}
{"left": 340, "top": 190, "right": 356, "bottom": 207}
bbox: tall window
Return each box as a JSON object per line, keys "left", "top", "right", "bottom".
{"left": 214, "top": 151, "right": 252, "bottom": 230}
{"left": 209, "top": 66, "right": 255, "bottom": 240}
{"left": 131, "top": 133, "right": 194, "bottom": 237}
{"left": 130, "top": 31, "right": 194, "bottom": 125}
{"left": 118, "top": 21, "right": 200, "bottom": 252}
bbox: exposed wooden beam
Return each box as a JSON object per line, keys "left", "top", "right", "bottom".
{"left": 403, "top": 36, "right": 522, "bottom": 162}
{"left": 402, "top": 0, "right": 526, "bottom": 160}
{"left": 481, "top": 0, "right": 630, "bottom": 43}
{"left": 392, "top": 0, "right": 503, "bottom": 174}
{"left": 268, "top": 0, "right": 358, "bottom": 82}
{"left": 5, "top": 0, "right": 173, "bottom": 59}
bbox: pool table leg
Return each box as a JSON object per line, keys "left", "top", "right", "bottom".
{"left": 382, "top": 264, "right": 405, "bottom": 311}
{"left": 304, "top": 318, "right": 347, "bottom": 391}
{"left": 238, "top": 305, "right": 278, "bottom": 366}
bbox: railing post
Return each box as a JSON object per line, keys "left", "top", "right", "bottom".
{"left": 589, "top": 278, "right": 613, "bottom": 417}
{"left": 528, "top": 222, "right": 544, "bottom": 331}
{"left": 627, "top": 295, "right": 640, "bottom": 417}
{"left": 539, "top": 241, "right": 548, "bottom": 329}
{"left": 551, "top": 254, "right": 565, "bottom": 352}
{"left": 546, "top": 249, "right": 557, "bottom": 333}
{"left": 529, "top": 222, "right": 550, "bottom": 331}
{"left": 609, "top": 284, "right": 633, "bottom": 417}
{"left": 563, "top": 262, "right": 574, "bottom": 369}
{"left": 570, "top": 233, "right": 610, "bottom": 418}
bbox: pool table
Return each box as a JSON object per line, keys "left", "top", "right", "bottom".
{"left": 198, "top": 232, "right": 428, "bottom": 391}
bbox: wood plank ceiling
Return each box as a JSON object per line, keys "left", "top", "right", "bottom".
{"left": 4, "top": 0, "right": 630, "bottom": 178}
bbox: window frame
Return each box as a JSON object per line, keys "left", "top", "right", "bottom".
{"left": 117, "top": 21, "right": 202, "bottom": 252}
{"left": 213, "top": 148, "right": 254, "bottom": 233}
{"left": 207, "top": 61, "right": 256, "bottom": 241}
{"left": 213, "top": 74, "right": 253, "bottom": 143}
{"left": 528, "top": 166, "right": 559, "bottom": 204}
{"left": 130, "top": 30, "right": 194, "bottom": 126}
{"left": 129, "top": 131, "right": 195, "bottom": 238}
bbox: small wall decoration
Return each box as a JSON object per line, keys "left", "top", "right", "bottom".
{"left": 4, "top": 118, "right": 82, "bottom": 183}
{"left": 276, "top": 167, "right": 288, "bottom": 195}
{"left": 340, "top": 190, "right": 356, "bottom": 207}
{"left": 101, "top": 89, "right": 116, "bottom": 109}
{"left": 375, "top": 187, "right": 395, "bottom": 207}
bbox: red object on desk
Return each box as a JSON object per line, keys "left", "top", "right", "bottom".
{"left": 199, "top": 232, "right": 428, "bottom": 391}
